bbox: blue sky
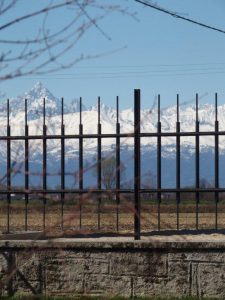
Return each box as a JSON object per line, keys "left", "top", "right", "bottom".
{"left": 1, "top": 0, "right": 225, "bottom": 109}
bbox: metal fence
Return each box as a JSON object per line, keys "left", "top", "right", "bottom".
{"left": 0, "top": 89, "right": 224, "bottom": 239}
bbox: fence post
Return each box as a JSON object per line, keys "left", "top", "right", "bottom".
{"left": 79, "top": 97, "right": 83, "bottom": 229}
{"left": 7, "top": 99, "right": 11, "bottom": 234}
{"left": 134, "top": 89, "right": 141, "bottom": 240}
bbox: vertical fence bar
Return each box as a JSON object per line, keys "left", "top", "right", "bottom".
{"left": 24, "top": 99, "right": 29, "bottom": 231}
{"left": 134, "top": 89, "right": 141, "bottom": 240}
{"left": 61, "top": 98, "right": 65, "bottom": 230}
{"left": 97, "top": 97, "right": 102, "bottom": 230}
{"left": 43, "top": 98, "right": 47, "bottom": 230}
{"left": 157, "top": 95, "right": 161, "bottom": 231}
{"left": 176, "top": 95, "right": 180, "bottom": 230}
{"left": 116, "top": 96, "right": 120, "bottom": 232}
{"left": 79, "top": 97, "right": 83, "bottom": 229}
{"left": 215, "top": 93, "right": 219, "bottom": 229}
{"left": 6, "top": 100, "right": 11, "bottom": 233}
{"left": 195, "top": 93, "right": 200, "bottom": 230}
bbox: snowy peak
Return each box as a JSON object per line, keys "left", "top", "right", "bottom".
{"left": 0, "top": 82, "right": 63, "bottom": 120}
{"left": 23, "top": 81, "right": 57, "bottom": 102}
{"left": 20, "top": 82, "right": 62, "bottom": 119}
{"left": 68, "top": 98, "right": 87, "bottom": 113}
{"left": 90, "top": 103, "right": 116, "bottom": 120}
{"left": 2, "top": 82, "right": 225, "bottom": 149}
{"left": 7, "top": 82, "right": 90, "bottom": 119}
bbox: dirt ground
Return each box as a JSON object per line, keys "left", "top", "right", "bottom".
{"left": 0, "top": 200, "right": 224, "bottom": 236}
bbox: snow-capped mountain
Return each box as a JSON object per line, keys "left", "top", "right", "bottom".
{"left": 0, "top": 82, "right": 87, "bottom": 121}
{"left": 0, "top": 82, "right": 61, "bottom": 120}
{"left": 68, "top": 98, "right": 87, "bottom": 113}
{"left": 0, "top": 82, "right": 224, "bottom": 188}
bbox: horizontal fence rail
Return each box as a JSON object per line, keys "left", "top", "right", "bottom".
{"left": 0, "top": 89, "right": 223, "bottom": 239}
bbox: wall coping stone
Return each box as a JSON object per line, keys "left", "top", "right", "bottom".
{"left": 1, "top": 234, "right": 225, "bottom": 250}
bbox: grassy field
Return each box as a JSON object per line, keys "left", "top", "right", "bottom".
{"left": 0, "top": 197, "right": 224, "bottom": 235}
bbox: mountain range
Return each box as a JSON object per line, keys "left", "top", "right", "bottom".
{"left": 0, "top": 81, "right": 224, "bottom": 189}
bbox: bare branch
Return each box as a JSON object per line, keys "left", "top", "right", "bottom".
{"left": 0, "top": 1, "right": 77, "bottom": 31}
{"left": 0, "top": 0, "right": 16, "bottom": 17}
{"left": 0, "top": 0, "right": 132, "bottom": 82}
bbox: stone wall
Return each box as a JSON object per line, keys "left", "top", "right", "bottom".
{"left": 0, "top": 239, "right": 225, "bottom": 298}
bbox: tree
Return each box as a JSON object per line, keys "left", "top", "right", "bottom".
{"left": 141, "top": 170, "right": 156, "bottom": 201}
{"left": 200, "top": 177, "right": 213, "bottom": 202}
{"left": 102, "top": 156, "right": 125, "bottom": 190}
{"left": 200, "top": 178, "right": 212, "bottom": 189}
{"left": 0, "top": 1, "right": 132, "bottom": 83}
{"left": 93, "top": 155, "right": 126, "bottom": 192}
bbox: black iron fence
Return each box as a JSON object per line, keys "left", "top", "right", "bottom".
{"left": 0, "top": 89, "right": 224, "bottom": 239}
